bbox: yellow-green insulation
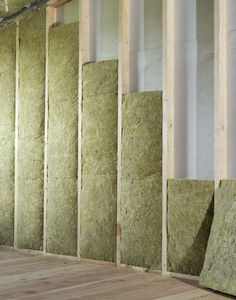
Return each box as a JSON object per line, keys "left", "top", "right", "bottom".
{"left": 0, "top": 24, "right": 16, "bottom": 246}
{"left": 200, "top": 180, "right": 236, "bottom": 296}
{"left": 121, "top": 91, "right": 162, "bottom": 270}
{"left": 167, "top": 179, "right": 214, "bottom": 276}
{"left": 17, "top": 10, "right": 46, "bottom": 250}
{"left": 80, "top": 60, "right": 118, "bottom": 262}
{"left": 47, "top": 23, "right": 79, "bottom": 256}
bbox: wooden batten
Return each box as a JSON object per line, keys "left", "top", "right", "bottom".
{"left": 78, "top": 0, "right": 94, "bottom": 260}
{"left": 14, "top": 21, "right": 20, "bottom": 249}
{"left": 47, "top": 0, "right": 72, "bottom": 8}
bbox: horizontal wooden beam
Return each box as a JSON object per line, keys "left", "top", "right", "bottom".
{"left": 47, "top": 0, "right": 71, "bottom": 8}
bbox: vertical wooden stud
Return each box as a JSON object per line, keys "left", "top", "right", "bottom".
{"left": 78, "top": 0, "right": 94, "bottom": 260}
{"left": 214, "top": 0, "right": 227, "bottom": 186}
{"left": 14, "top": 21, "right": 20, "bottom": 249}
{"left": 44, "top": 6, "right": 56, "bottom": 255}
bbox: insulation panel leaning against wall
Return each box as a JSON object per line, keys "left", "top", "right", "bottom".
{"left": 47, "top": 23, "right": 79, "bottom": 256}
{"left": 17, "top": 10, "right": 46, "bottom": 250}
{"left": 80, "top": 60, "right": 118, "bottom": 262}
{"left": 0, "top": 24, "right": 16, "bottom": 246}
{"left": 167, "top": 179, "right": 214, "bottom": 276}
{"left": 121, "top": 91, "right": 162, "bottom": 270}
{"left": 200, "top": 180, "right": 236, "bottom": 297}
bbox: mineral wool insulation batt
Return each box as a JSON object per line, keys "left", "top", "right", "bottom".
{"left": 81, "top": 60, "right": 118, "bottom": 262}
{"left": 47, "top": 23, "right": 79, "bottom": 256}
{"left": 17, "top": 10, "right": 46, "bottom": 250}
{"left": 200, "top": 180, "right": 236, "bottom": 296}
{"left": 121, "top": 91, "right": 162, "bottom": 270}
{"left": 0, "top": 24, "right": 16, "bottom": 246}
{"left": 167, "top": 179, "right": 214, "bottom": 276}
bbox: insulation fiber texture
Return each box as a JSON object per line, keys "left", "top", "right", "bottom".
{"left": 167, "top": 179, "right": 214, "bottom": 276}
{"left": 200, "top": 180, "right": 236, "bottom": 296}
{"left": 80, "top": 60, "right": 118, "bottom": 262}
{"left": 0, "top": 24, "right": 16, "bottom": 246}
{"left": 17, "top": 9, "right": 46, "bottom": 250}
{"left": 47, "top": 23, "right": 79, "bottom": 256}
{"left": 121, "top": 91, "right": 162, "bottom": 270}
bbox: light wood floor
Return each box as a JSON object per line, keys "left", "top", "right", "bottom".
{"left": 0, "top": 247, "right": 232, "bottom": 300}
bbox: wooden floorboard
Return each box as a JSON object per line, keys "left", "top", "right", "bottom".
{"left": 0, "top": 248, "right": 232, "bottom": 300}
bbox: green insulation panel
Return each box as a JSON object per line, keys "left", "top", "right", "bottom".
{"left": 47, "top": 23, "right": 79, "bottom": 256}
{"left": 0, "top": 24, "right": 16, "bottom": 246}
{"left": 17, "top": 10, "right": 46, "bottom": 250}
{"left": 200, "top": 180, "right": 236, "bottom": 296}
{"left": 167, "top": 179, "right": 214, "bottom": 276}
{"left": 80, "top": 60, "right": 118, "bottom": 262}
{"left": 121, "top": 91, "right": 162, "bottom": 270}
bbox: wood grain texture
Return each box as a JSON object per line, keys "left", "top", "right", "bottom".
{"left": 0, "top": 248, "right": 231, "bottom": 300}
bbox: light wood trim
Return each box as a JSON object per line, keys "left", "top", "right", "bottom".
{"left": 47, "top": 0, "right": 71, "bottom": 8}
{"left": 214, "top": 0, "right": 228, "bottom": 187}
{"left": 14, "top": 21, "right": 20, "bottom": 249}
{"left": 46, "top": 6, "right": 57, "bottom": 28}
{"left": 120, "top": 0, "right": 130, "bottom": 94}
{"left": 162, "top": 0, "right": 175, "bottom": 275}
{"left": 78, "top": 0, "right": 93, "bottom": 260}
{"left": 43, "top": 6, "right": 55, "bottom": 256}
{"left": 117, "top": 0, "right": 130, "bottom": 266}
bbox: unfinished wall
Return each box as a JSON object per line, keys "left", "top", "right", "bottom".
{"left": 121, "top": 91, "right": 162, "bottom": 270}
{"left": 174, "top": 0, "right": 214, "bottom": 179}
{"left": 17, "top": 10, "right": 46, "bottom": 250}
{"left": 93, "top": 0, "right": 119, "bottom": 61}
{"left": 80, "top": 60, "right": 118, "bottom": 262}
{"left": 47, "top": 23, "right": 79, "bottom": 256}
{"left": 0, "top": 24, "right": 16, "bottom": 246}
{"left": 128, "top": 0, "right": 162, "bottom": 92}
{"left": 200, "top": 180, "right": 236, "bottom": 296}
{"left": 196, "top": 0, "right": 214, "bottom": 179}
{"left": 58, "top": 0, "right": 79, "bottom": 25}
{"left": 167, "top": 179, "right": 214, "bottom": 275}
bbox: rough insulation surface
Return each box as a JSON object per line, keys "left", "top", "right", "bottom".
{"left": 121, "top": 91, "right": 162, "bottom": 270}
{"left": 80, "top": 60, "right": 118, "bottom": 262}
{"left": 47, "top": 23, "right": 79, "bottom": 256}
{"left": 0, "top": 24, "right": 16, "bottom": 246}
{"left": 0, "top": 0, "right": 30, "bottom": 14}
{"left": 200, "top": 180, "right": 236, "bottom": 296}
{"left": 167, "top": 179, "right": 214, "bottom": 276}
{"left": 17, "top": 10, "right": 46, "bottom": 250}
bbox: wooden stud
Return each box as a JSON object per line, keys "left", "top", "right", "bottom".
{"left": 162, "top": 0, "right": 175, "bottom": 275}
{"left": 78, "top": 0, "right": 94, "bottom": 260}
{"left": 43, "top": 6, "right": 56, "bottom": 256}
{"left": 214, "top": 0, "right": 228, "bottom": 187}
{"left": 4, "top": 0, "right": 8, "bottom": 13}
{"left": 47, "top": 6, "right": 57, "bottom": 28}
{"left": 47, "top": 0, "right": 72, "bottom": 8}
{"left": 117, "top": 0, "right": 130, "bottom": 266}
{"left": 14, "top": 21, "right": 20, "bottom": 249}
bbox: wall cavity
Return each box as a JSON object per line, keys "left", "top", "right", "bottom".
{"left": 196, "top": 0, "right": 214, "bottom": 179}
{"left": 47, "top": 23, "right": 79, "bottom": 256}
{"left": 93, "top": 0, "right": 119, "bottom": 61}
{"left": 121, "top": 91, "right": 162, "bottom": 270}
{"left": 17, "top": 10, "right": 46, "bottom": 250}
{"left": 0, "top": 24, "right": 16, "bottom": 246}
{"left": 167, "top": 179, "right": 214, "bottom": 276}
{"left": 128, "top": 0, "right": 162, "bottom": 92}
{"left": 80, "top": 60, "right": 118, "bottom": 262}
